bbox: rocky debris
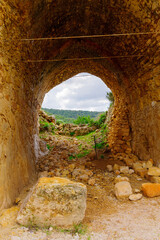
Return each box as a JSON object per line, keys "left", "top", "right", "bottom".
{"left": 142, "top": 159, "right": 153, "bottom": 169}
{"left": 106, "top": 165, "right": 113, "bottom": 172}
{"left": 17, "top": 177, "right": 87, "bottom": 227}
{"left": 129, "top": 193, "right": 142, "bottom": 201}
{"left": 134, "top": 189, "right": 141, "bottom": 193}
{"left": 141, "top": 183, "right": 160, "bottom": 198}
{"left": 114, "top": 170, "right": 120, "bottom": 175}
{"left": 38, "top": 171, "right": 49, "bottom": 178}
{"left": 72, "top": 168, "right": 93, "bottom": 181}
{"left": 88, "top": 178, "right": 96, "bottom": 186}
{"left": 120, "top": 166, "right": 129, "bottom": 174}
{"left": 132, "top": 162, "right": 148, "bottom": 178}
{"left": 148, "top": 167, "right": 160, "bottom": 176}
{"left": 129, "top": 169, "right": 134, "bottom": 174}
{"left": 39, "top": 140, "right": 48, "bottom": 153}
{"left": 124, "top": 157, "right": 135, "bottom": 167}
{"left": 136, "top": 168, "right": 148, "bottom": 178}
{"left": 88, "top": 151, "right": 96, "bottom": 160}
{"left": 114, "top": 176, "right": 129, "bottom": 184}
{"left": 136, "top": 177, "right": 143, "bottom": 181}
{"left": 79, "top": 174, "right": 89, "bottom": 181}
{"left": 39, "top": 109, "right": 56, "bottom": 124}
{"left": 57, "top": 123, "right": 97, "bottom": 136}
{"left": 114, "top": 181, "right": 132, "bottom": 200}
{"left": 113, "top": 164, "right": 120, "bottom": 171}
{"left": 148, "top": 176, "right": 160, "bottom": 183}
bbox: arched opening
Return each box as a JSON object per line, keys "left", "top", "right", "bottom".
{"left": 34, "top": 60, "right": 131, "bottom": 163}
{"left": 37, "top": 72, "right": 114, "bottom": 175}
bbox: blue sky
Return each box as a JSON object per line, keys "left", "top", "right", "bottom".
{"left": 42, "top": 73, "right": 111, "bottom": 111}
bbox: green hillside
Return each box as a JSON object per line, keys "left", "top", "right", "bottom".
{"left": 42, "top": 108, "right": 104, "bottom": 124}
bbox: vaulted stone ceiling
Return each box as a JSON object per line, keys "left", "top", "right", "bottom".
{"left": 0, "top": 0, "right": 160, "bottom": 210}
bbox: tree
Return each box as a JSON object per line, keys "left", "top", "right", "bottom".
{"left": 106, "top": 91, "right": 114, "bottom": 106}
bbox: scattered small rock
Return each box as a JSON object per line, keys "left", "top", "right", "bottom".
{"left": 135, "top": 188, "right": 141, "bottom": 193}
{"left": 124, "top": 158, "right": 134, "bottom": 167}
{"left": 129, "top": 169, "right": 134, "bottom": 174}
{"left": 129, "top": 193, "right": 142, "bottom": 201}
{"left": 113, "top": 164, "right": 120, "bottom": 171}
{"left": 120, "top": 166, "right": 129, "bottom": 174}
{"left": 79, "top": 174, "right": 89, "bottom": 181}
{"left": 142, "top": 160, "right": 153, "bottom": 169}
{"left": 38, "top": 171, "right": 48, "bottom": 178}
{"left": 88, "top": 178, "right": 96, "bottom": 186}
{"left": 114, "top": 170, "right": 120, "bottom": 175}
{"left": 114, "top": 181, "right": 132, "bottom": 200}
{"left": 107, "top": 165, "right": 113, "bottom": 172}
{"left": 114, "top": 176, "right": 129, "bottom": 184}
{"left": 137, "top": 177, "right": 142, "bottom": 181}
{"left": 148, "top": 176, "right": 160, "bottom": 183}
{"left": 148, "top": 167, "right": 160, "bottom": 176}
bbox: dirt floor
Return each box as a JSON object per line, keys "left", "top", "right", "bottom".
{"left": 1, "top": 131, "right": 160, "bottom": 240}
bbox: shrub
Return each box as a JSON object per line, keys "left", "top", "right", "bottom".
{"left": 73, "top": 116, "right": 94, "bottom": 126}
{"left": 39, "top": 120, "right": 50, "bottom": 131}
{"left": 70, "top": 131, "right": 75, "bottom": 136}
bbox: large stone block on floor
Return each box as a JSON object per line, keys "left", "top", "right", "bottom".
{"left": 17, "top": 177, "right": 87, "bottom": 227}
{"left": 142, "top": 183, "right": 160, "bottom": 197}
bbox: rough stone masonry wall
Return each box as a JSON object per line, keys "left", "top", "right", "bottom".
{"left": 0, "top": 0, "right": 160, "bottom": 210}
{"left": 0, "top": 1, "right": 36, "bottom": 210}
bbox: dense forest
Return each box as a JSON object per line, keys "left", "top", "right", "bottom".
{"left": 42, "top": 108, "right": 104, "bottom": 124}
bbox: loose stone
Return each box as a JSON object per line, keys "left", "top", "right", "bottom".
{"left": 88, "top": 178, "right": 96, "bottom": 186}
{"left": 114, "top": 176, "right": 129, "bottom": 183}
{"left": 120, "top": 166, "right": 129, "bottom": 174}
{"left": 148, "top": 167, "right": 160, "bottom": 176}
{"left": 129, "top": 193, "right": 142, "bottom": 201}
{"left": 107, "top": 165, "right": 113, "bottom": 172}
{"left": 114, "top": 181, "right": 132, "bottom": 199}
{"left": 129, "top": 169, "right": 134, "bottom": 174}
{"left": 142, "top": 183, "right": 160, "bottom": 197}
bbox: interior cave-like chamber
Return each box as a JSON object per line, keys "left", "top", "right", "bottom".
{"left": 1, "top": 0, "right": 160, "bottom": 210}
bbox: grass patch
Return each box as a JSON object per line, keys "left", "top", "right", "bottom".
{"left": 95, "top": 141, "right": 105, "bottom": 149}
{"left": 58, "top": 223, "right": 88, "bottom": 235}
{"left": 46, "top": 144, "right": 54, "bottom": 151}
{"left": 68, "top": 155, "right": 76, "bottom": 161}
{"left": 76, "top": 149, "right": 90, "bottom": 158}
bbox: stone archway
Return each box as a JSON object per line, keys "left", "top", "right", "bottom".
{"left": 0, "top": 0, "right": 160, "bottom": 210}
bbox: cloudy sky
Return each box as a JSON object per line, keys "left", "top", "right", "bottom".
{"left": 42, "top": 73, "right": 111, "bottom": 111}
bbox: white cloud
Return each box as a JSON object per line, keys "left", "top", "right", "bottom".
{"left": 42, "top": 73, "right": 111, "bottom": 111}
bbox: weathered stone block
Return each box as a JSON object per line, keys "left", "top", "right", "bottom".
{"left": 17, "top": 177, "right": 87, "bottom": 227}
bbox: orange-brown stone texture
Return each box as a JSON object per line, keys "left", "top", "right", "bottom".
{"left": 0, "top": 0, "right": 160, "bottom": 209}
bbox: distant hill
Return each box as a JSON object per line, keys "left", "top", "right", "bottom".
{"left": 42, "top": 108, "right": 104, "bottom": 123}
